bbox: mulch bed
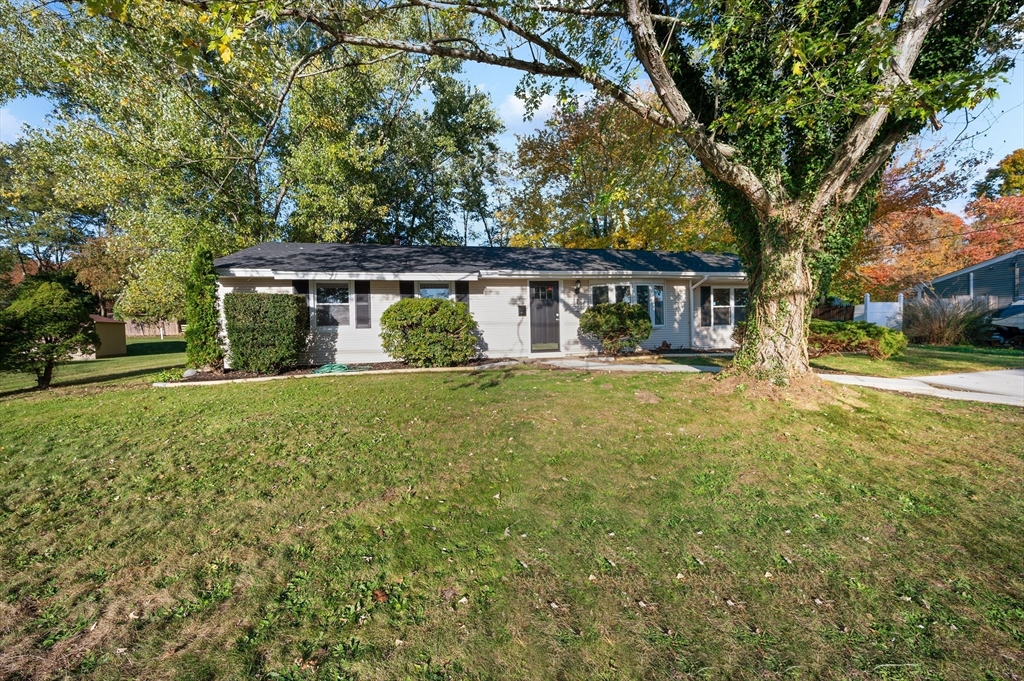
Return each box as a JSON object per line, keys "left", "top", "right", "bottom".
{"left": 176, "top": 357, "right": 521, "bottom": 383}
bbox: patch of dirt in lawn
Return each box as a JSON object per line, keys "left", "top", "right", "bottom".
{"left": 710, "top": 372, "right": 851, "bottom": 410}
{"left": 634, "top": 390, "right": 661, "bottom": 404}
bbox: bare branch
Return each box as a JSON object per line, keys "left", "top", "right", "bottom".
{"left": 837, "top": 128, "right": 907, "bottom": 205}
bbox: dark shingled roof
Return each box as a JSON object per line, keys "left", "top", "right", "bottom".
{"left": 214, "top": 243, "right": 744, "bottom": 275}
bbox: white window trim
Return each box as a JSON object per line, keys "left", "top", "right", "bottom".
{"left": 709, "top": 286, "right": 748, "bottom": 327}
{"left": 312, "top": 280, "right": 352, "bottom": 331}
{"left": 416, "top": 281, "right": 454, "bottom": 301}
{"left": 590, "top": 281, "right": 666, "bottom": 327}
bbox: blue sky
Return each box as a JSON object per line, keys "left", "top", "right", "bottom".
{"left": 2, "top": 56, "right": 1021, "bottom": 214}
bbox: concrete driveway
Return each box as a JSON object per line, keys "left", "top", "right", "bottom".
{"left": 820, "top": 369, "right": 1024, "bottom": 407}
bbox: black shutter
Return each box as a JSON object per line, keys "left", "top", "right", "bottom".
{"left": 355, "top": 281, "right": 371, "bottom": 328}
{"left": 455, "top": 281, "right": 470, "bottom": 308}
{"left": 399, "top": 281, "right": 414, "bottom": 299}
{"left": 700, "top": 286, "right": 711, "bottom": 327}
{"left": 293, "top": 280, "right": 309, "bottom": 295}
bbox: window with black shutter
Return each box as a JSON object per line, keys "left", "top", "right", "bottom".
{"left": 355, "top": 281, "right": 371, "bottom": 328}
{"left": 700, "top": 286, "right": 711, "bottom": 327}
{"left": 399, "top": 281, "right": 414, "bottom": 299}
{"left": 455, "top": 281, "right": 470, "bottom": 309}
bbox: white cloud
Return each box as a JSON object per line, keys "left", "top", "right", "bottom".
{"left": 498, "top": 93, "right": 558, "bottom": 130}
{"left": 0, "top": 107, "right": 25, "bottom": 143}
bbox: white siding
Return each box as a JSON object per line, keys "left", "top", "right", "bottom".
{"left": 643, "top": 279, "right": 691, "bottom": 351}
{"left": 305, "top": 280, "right": 399, "bottom": 364}
{"left": 469, "top": 279, "right": 530, "bottom": 357}
{"left": 690, "top": 278, "right": 744, "bottom": 350}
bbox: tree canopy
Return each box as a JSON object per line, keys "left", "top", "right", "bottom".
{"left": 0, "top": 0, "right": 505, "bottom": 320}
{"left": 499, "top": 95, "right": 732, "bottom": 252}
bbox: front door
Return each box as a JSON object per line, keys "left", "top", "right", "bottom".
{"left": 530, "top": 281, "right": 560, "bottom": 352}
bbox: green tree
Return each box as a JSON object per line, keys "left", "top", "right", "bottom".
{"left": 123, "top": 0, "right": 1022, "bottom": 379}
{"left": 184, "top": 244, "right": 223, "bottom": 370}
{"left": 973, "top": 149, "right": 1024, "bottom": 198}
{"left": 1, "top": 0, "right": 504, "bottom": 319}
{"left": 500, "top": 94, "right": 731, "bottom": 251}
{"left": 0, "top": 279, "right": 98, "bottom": 388}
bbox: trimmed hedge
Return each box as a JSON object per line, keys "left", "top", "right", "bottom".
{"left": 223, "top": 292, "right": 309, "bottom": 373}
{"left": 379, "top": 298, "right": 478, "bottom": 367}
{"left": 808, "top": 320, "right": 907, "bottom": 359}
{"left": 184, "top": 245, "right": 223, "bottom": 369}
{"left": 579, "top": 302, "right": 653, "bottom": 354}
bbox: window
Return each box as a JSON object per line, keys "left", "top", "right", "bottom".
{"left": 734, "top": 288, "right": 748, "bottom": 323}
{"left": 701, "top": 286, "right": 747, "bottom": 327}
{"left": 455, "top": 281, "right": 470, "bottom": 309}
{"left": 316, "top": 284, "right": 349, "bottom": 327}
{"left": 592, "top": 283, "right": 665, "bottom": 326}
{"left": 354, "top": 281, "right": 371, "bottom": 328}
{"left": 419, "top": 284, "right": 450, "bottom": 300}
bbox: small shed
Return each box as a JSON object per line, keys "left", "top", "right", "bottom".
{"left": 91, "top": 315, "right": 127, "bottom": 358}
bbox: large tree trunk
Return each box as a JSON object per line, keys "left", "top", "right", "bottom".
{"left": 734, "top": 228, "right": 814, "bottom": 379}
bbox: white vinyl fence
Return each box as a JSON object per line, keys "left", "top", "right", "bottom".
{"left": 854, "top": 293, "right": 904, "bottom": 330}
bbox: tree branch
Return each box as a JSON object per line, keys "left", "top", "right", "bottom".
{"left": 621, "top": 0, "right": 773, "bottom": 215}
{"left": 808, "top": 0, "right": 956, "bottom": 218}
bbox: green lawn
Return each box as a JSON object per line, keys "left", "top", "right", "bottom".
{"left": 810, "top": 345, "right": 1024, "bottom": 378}
{"left": 0, "top": 337, "right": 186, "bottom": 396}
{"left": 2, "top": 345, "right": 1023, "bottom": 679}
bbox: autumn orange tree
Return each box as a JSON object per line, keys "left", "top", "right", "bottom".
{"left": 75, "top": 0, "right": 1024, "bottom": 379}
{"left": 835, "top": 147, "right": 1024, "bottom": 301}
{"left": 498, "top": 95, "right": 732, "bottom": 252}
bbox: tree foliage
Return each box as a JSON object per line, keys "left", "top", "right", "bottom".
{"left": 499, "top": 95, "right": 732, "bottom": 252}
{"left": 834, "top": 146, "right": 1024, "bottom": 300}
{"left": 973, "top": 148, "right": 1024, "bottom": 198}
{"left": 0, "top": 278, "right": 98, "bottom": 388}
{"left": 184, "top": 244, "right": 223, "bottom": 370}
{"left": 0, "top": 0, "right": 504, "bottom": 321}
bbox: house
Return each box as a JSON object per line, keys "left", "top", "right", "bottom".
{"left": 923, "top": 248, "right": 1024, "bottom": 310}
{"left": 213, "top": 243, "right": 748, "bottom": 364}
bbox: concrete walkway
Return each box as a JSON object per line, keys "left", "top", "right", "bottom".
{"left": 820, "top": 369, "right": 1024, "bottom": 407}
{"left": 541, "top": 359, "right": 721, "bottom": 373}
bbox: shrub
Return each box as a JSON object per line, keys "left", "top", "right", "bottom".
{"left": 0, "top": 279, "right": 99, "bottom": 388}
{"left": 808, "top": 320, "right": 908, "bottom": 359}
{"left": 223, "top": 293, "right": 309, "bottom": 373}
{"left": 579, "top": 302, "right": 653, "bottom": 354}
{"left": 379, "top": 298, "right": 478, "bottom": 367}
{"left": 184, "top": 245, "right": 223, "bottom": 369}
{"left": 902, "top": 296, "right": 992, "bottom": 346}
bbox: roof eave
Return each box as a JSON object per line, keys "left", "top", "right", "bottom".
{"left": 929, "top": 248, "right": 1024, "bottom": 284}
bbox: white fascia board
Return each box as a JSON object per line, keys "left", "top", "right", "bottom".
{"left": 477, "top": 270, "right": 747, "bottom": 279}
{"left": 216, "top": 268, "right": 275, "bottom": 278}
{"left": 271, "top": 271, "right": 480, "bottom": 281}
{"left": 930, "top": 248, "right": 1024, "bottom": 284}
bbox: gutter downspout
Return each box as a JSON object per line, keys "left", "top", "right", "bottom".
{"left": 689, "top": 275, "right": 709, "bottom": 351}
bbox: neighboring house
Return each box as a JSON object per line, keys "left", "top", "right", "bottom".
{"left": 213, "top": 243, "right": 748, "bottom": 364}
{"left": 922, "top": 249, "right": 1024, "bottom": 310}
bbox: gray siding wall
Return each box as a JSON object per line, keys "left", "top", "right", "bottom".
{"left": 932, "top": 253, "right": 1022, "bottom": 309}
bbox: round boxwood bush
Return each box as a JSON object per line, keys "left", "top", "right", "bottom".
{"left": 579, "top": 302, "right": 653, "bottom": 354}
{"left": 379, "top": 298, "right": 478, "bottom": 367}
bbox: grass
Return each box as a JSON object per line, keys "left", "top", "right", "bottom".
{"left": 0, "top": 337, "right": 186, "bottom": 397}
{"left": 1, "top": 345, "right": 1023, "bottom": 679}
{"left": 809, "top": 345, "right": 1024, "bottom": 378}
